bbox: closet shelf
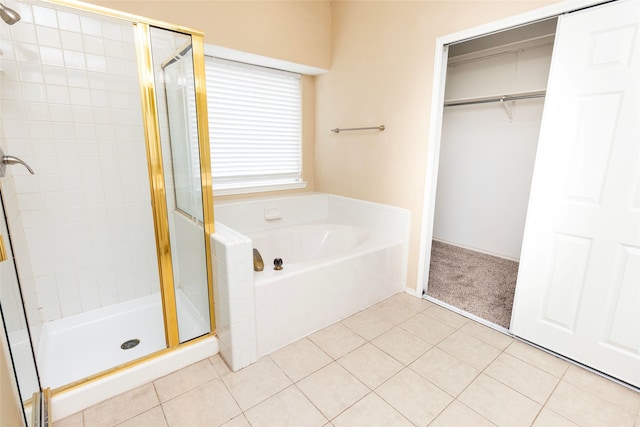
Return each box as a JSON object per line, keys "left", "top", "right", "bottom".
{"left": 444, "top": 90, "right": 546, "bottom": 107}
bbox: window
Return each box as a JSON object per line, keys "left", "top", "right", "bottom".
{"left": 205, "top": 57, "right": 304, "bottom": 195}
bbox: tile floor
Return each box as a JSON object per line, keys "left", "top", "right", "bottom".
{"left": 54, "top": 293, "right": 640, "bottom": 427}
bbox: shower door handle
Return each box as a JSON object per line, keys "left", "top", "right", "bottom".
{"left": 2, "top": 155, "right": 35, "bottom": 175}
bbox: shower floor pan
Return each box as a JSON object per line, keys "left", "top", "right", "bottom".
{"left": 37, "top": 290, "right": 208, "bottom": 390}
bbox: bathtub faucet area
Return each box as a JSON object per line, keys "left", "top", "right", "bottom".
{"left": 211, "top": 193, "right": 410, "bottom": 371}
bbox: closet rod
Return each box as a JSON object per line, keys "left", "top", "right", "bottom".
{"left": 444, "top": 90, "right": 546, "bottom": 107}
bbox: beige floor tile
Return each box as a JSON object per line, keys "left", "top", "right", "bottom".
{"left": 53, "top": 412, "right": 83, "bottom": 427}
{"left": 429, "top": 400, "right": 495, "bottom": 427}
{"left": 459, "top": 374, "right": 540, "bottom": 427}
{"left": 221, "top": 357, "right": 292, "bottom": 411}
{"left": 83, "top": 383, "right": 159, "bottom": 427}
{"left": 154, "top": 359, "right": 218, "bottom": 402}
{"left": 375, "top": 368, "right": 452, "bottom": 426}
{"left": 399, "top": 312, "right": 455, "bottom": 345}
{"left": 221, "top": 414, "right": 252, "bottom": 427}
{"left": 459, "top": 321, "right": 513, "bottom": 350}
{"left": 504, "top": 340, "right": 568, "bottom": 377}
{"left": 341, "top": 307, "right": 394, "bottom": 340}
{"left": 372, "top": 327, "right": 432, "bottom": 365}
{"left": 332, "top": 393, "right": 413, "bottom": 427}
{"left": 162, "top": 378, "right": 240, "bottom": 426}
{"left": 210, "top": 353, "right": 232, "bottom": 376}
{"left": 546, "top": 381, "right": 636, "bottom": 427}
{"left": 384, "top": 292, "right": 433, "bottom": 312}
{"left": 297, "top": 362, "right": 368, "bottom": 420}
{"left": 562, "top": 365, "right": 640, "bottom": 414}
{"left": 117, "top": 406, "right": 167, "bottom": 427}
{"left": 484, "top": 353, "right": 559, "bottom": 404}
{"left": 338, "top": 343, "right": 403, "bottom": 389}
{"left": 309, "top": 322, "right": 366, "bottom": 359}
{"left": 409, "top": 347, "right": 479, "bottom": 396}
{"left": 270, "top": 338, "right": 332, "bottom": 382}
{"left": 532, "top": 408, "right": 579, "bottom": 427}
{"left": 423, "top": 304, "right": 469, "bottom": 329}
{"left": 371, "top": 295, "right": 425, "bottom": 324}
{"left": 244, "top": 385, "right": 327, "bottom": 427}
{"left": 437, "top": 330, "right": 501, "bottom": 370}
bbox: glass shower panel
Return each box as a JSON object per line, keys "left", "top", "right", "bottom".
{"left": 0, "top": 1, "right": 166, "bottom": 389}
{"left": 149, "top": 27, "right": 211, "bottom": 343}
{"left": 0, "top": 194, "right": 39, "bottom": 426}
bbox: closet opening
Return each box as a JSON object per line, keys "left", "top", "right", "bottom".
{"left": 424, "top": 18, "right": 557, "bottom": 330}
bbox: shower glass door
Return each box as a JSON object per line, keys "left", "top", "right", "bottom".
{"left": 1, "top": 0, "right": 164, "bottom": 391}
{"left": 0, "top": 194, "right": 39, "bottom": 426}
{"left": 149, "top": 26, "right": 213, "bottom": 343}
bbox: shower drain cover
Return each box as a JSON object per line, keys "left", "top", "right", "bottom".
{"left": 120, "top": 339, "right": 140, "bottom": 350}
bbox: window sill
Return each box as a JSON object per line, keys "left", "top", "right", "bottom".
{"left": 213, "top": 181, "right": 308, "bottom": 197}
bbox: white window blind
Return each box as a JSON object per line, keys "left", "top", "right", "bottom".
{"left": 205, "top": 57, "right": 302, "bottom": 193}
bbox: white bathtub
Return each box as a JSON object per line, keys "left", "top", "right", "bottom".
{"left": 249, "top": 222, "right": 404, "bottom": 355}
{"left": 212, "top": 193, "right": 410, "bottom": 366}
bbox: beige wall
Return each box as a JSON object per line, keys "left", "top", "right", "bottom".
{"left": 315, "top": 1, "right": 560, "bottom": 291}
{"left": 1, "top": 344, "right": 22, "bottom": 427}
{"left": 85, "top": 0, "right": 331, "bottom": 70}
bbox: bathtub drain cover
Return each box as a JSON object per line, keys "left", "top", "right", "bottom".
{"left": 120, "top": 339, "right": 140, "bottom": 350}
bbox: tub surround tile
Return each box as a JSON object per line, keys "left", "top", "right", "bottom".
{"left": 341, "top": 306, "right": 394, "bottom": 341}
{"left": 162, "top": 378, "right": 241, "bottom": 426}
{"left": 459, "top": 374, "right": 541, "bottom": 427}
{"left": 244, "top": 386, "right": 327, "bottom": 427}
{"left": 532, "top": 408, "right": 580, "bottom": 427}
{"left": 561, "top": 365, "right": 640, "bottom": 414}
{"left": 375, "top": 368, "right": 453, "bottom": 426}
{"left": 309, "top": 322, "right": 366, "bottom": 359}
{"left": 430, "top": 400, "right": 495, "bottom": 427}
{"left": 437, "top": 330, "right": 501, "bottom": 370}
{"left": 399, "top": 312, "right": 456, "bottom": 345}
{"left": 153, "top": 359, "right": 218, "bottom": 403}
{"left": 338, "top": 343, "right": 403, "bottom": 389}
{"left": 297, "top": 362, "right": 369, "bottom": 420}
{"left": 82, "top": 383, "right": 159, "bottom": 427}
{"left": 409, "top": 347, "right": 479, "bottom": 397}
{"left": 117, "top": 406, "right": 167, "bottom": 427}
{"left": 484, "top": 352, "right": 559, "bottom": 404}
{"left": 221, "top": 357, "right": 292, "bottom": 411}
{"left": 372, "top": 327, "right": 432, "bottom": 365}
{"left": 211, "top": 229, "right": 257, "bottom": 372}
{"left": 546, "top": 381, "right": 636, "bottom": 427}
{"left": 331, "top": 393, "right": 413, "bottom": 427}
{"left": 270, "top": 338, "right": 332, "bottom": 382}
{"left": 504, "top": 340, "right": 569, "bottom": 378}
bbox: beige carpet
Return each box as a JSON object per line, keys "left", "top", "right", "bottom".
{"left": 427, "top": 240, "right": 518, "bottom": 329}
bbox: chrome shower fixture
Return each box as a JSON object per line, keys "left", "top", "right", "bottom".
{"left": 0, "top": 3, "right": 20, "bottom": 25}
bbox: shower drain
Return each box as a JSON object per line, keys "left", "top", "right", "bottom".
{"left": 120, "top": 339, "right": 140, "bottom": 350}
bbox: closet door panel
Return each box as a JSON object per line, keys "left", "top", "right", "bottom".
{"left": 511, "top": 0, "right": 639, "bottom": 387}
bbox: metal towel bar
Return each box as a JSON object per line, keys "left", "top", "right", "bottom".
{"left": 331, "top": 125, "right": 385, "bottom": 133}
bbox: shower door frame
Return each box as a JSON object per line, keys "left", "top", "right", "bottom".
{"left": 5, "top": 0, "right": 216, "bottom": 397}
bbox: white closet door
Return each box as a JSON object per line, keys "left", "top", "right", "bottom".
{"left": 511, "top": 0, "right": 639, "bottom": 387}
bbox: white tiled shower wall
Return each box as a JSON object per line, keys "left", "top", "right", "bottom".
{"left": 0, "top": 1, "right": 159, "bottom": 326}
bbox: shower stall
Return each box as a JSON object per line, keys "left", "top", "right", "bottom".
{"left": 0, "top": 0, "right": 215, "bottom": 424}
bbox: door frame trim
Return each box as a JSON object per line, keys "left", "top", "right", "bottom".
{"left": 416, "top": 0, "right": 610, "bottom": 299}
